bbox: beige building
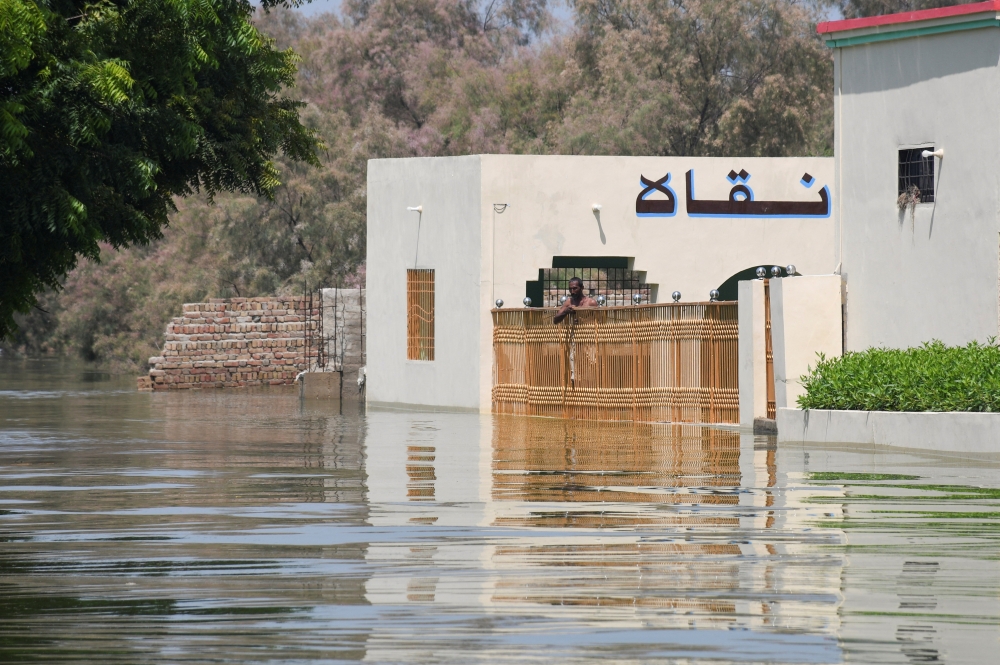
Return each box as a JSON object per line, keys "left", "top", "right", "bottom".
{"left": 367, "top": 155, "right": 835, "bottom": 412}
{"left": 823, "top": 2, "right": 1000, "bottom": 350}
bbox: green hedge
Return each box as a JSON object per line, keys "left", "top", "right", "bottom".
{"left": 797, "top": 340, "right": 1000, "bottom": 412}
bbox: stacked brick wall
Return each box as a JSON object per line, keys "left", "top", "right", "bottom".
{"left": 142, "top": 297, "right": 318, "bottom": 391}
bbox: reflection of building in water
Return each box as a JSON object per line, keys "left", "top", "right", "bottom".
{"left": 487, "top": 417, "right": 845, "bottom": 636}
{"left": 406, "top": 445, "right": 436, "bottom": 502}
{"left": 362, "top": 412, "right": 846, "bottom": 653}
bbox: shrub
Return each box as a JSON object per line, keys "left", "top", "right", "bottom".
{"left": 797, "top": 340, "right": 1000, "bottom": 412}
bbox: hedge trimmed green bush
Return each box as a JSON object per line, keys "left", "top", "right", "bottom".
{"left": 797, "top": 340, "right": 1000, "bottom": 412}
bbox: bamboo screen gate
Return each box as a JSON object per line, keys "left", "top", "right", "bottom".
{"left": 492, "top": 303, "right": 739, "bottom": 424}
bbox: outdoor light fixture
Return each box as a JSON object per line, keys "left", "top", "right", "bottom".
{"left": 756, "top": 267, "right": 767, "bottom": 279}
{"left": 559, "top": 295, "right": 568, "bottom": 305}
{"left": 709, "top": 289, "right": 719, "bottom": 302}
{"left": 921, "top": 148, "right": 944, "bottom": 159}
{"left": 596, "top": 295, "right": 607, "bottom": 306}
{"left": 592, "top": 203, "right": 602, "bottom": 212}
{"left": 771, "top": 266, "right": 781, "bottom": 278}
{"left": 672, "top": 291, "right": 681, "bottom": 302}
{"left": 632, "top": 293, "right": 642, "bottom": 305}
{"left": 786, "top": 264, "right": 796, "bottom": 276}
{"left": 522, "top": 297, "right": 532, "bottom": 307}
{"left": 407, "top": 205, "right": 423, "bottom": 213}
{"left": 495, "top": 299, "right": 504, "bottom": 308}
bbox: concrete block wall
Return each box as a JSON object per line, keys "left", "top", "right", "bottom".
{"left": 144, "top": 297, "right": 318, "bottom": 390}
{"left": 320, "top": 288, "right": 366, "bottom": 384}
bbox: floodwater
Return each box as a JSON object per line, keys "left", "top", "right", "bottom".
{"left": 1, "top": 361, "right": 998, "bottom": 664}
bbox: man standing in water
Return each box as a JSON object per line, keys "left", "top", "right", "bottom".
{"left": 553, "top": 276, "right": 598, "bottom": 323}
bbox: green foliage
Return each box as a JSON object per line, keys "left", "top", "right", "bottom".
{"left": 821, "top": 0, "right": 974, "bottom": 20}
{"left": 798, "top": 340, "right": 1000, "bottom": 412}
{"left": 0, "top": 0, "right": 319, "bottom": 340}
{"left": 5, "top": 0, "right": 838, "bottom": 370}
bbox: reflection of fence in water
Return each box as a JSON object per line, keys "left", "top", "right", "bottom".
{"left": 492, "top": 303, "right": 739, "bottom": 424}
{"left": 492, "top": 417, "right": 741, "bottom": 519}
{"left": 488, "top": 416, "right": 745, "bottom": 616}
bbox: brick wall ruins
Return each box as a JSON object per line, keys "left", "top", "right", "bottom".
{"left": 140, "top": 290, "right": 365, "bottom": 392}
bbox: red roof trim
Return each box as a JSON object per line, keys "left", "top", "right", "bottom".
{"left": 818, "top": 0, "right": 1000, "bottom": 35}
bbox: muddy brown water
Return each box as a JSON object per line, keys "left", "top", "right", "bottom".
{"left": 1, "top": 360, "right": 998, "bottom": 663}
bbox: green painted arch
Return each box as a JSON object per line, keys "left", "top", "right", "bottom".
{"left": 715, "top": 265, "right": 792, "bottom": 302}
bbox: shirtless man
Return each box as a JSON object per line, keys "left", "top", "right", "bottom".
{"left": 553, "top": 276, "right": 599, "bottom": 324}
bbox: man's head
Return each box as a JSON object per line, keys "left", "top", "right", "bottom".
{"left": 568, "top": 277, "right": 584, "bottom": 298}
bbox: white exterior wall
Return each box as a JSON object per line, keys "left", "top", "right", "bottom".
{"left": 769, "top": 275, "right": 844, "bottom": 409}
{"left": 369, "top": 154, "right": 835, "bottom": 412}
{"left": 836, "top": 28, "right": 1000, "bottom": 350}
{"left": 366, "top": 157, "right": 483, "bottom": 410}
{"left": 738, "top": 279, "right": 768, "bottom": 424}
{"left": 479, "top": 155, "right": 835, "bottom": 411}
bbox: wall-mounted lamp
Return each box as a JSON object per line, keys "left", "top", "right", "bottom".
{"left": 921, "top": 148, "right": 944, "bottom": 159}
{"left": 407, "top": 205, "right": 423, "bottom": 213}
{"left": 592, "top": 203, "right": 602, "bottom": 212}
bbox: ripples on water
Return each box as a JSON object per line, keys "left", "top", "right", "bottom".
{"left": 1, "top": 360, "right": 998, "bottom": 663}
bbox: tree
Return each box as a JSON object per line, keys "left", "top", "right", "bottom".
{"left": 4, "top": 1, "right": 841, "bottom": 369}
{"left": 0, "top": 0, "right": 319, "bottom": 339}
{"left": 825, "top": 0, "right": 974, "bottom": 19}
{"left": 557, "top": 0, "right": 833, "bottom": 157}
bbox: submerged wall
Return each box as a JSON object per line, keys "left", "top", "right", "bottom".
{"left": 142, "top": 298, "right": 318, "bottom": 391}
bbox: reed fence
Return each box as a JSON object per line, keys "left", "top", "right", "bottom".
{"left": 492, "top": 302, "right": 739, "bottom": 424}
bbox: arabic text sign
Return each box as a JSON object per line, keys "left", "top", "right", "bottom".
{"left": 636, "top": 169, "right": 830, "bottom": 218}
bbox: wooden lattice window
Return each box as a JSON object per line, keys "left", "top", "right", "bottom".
{"left": 407, "top": 269, "right": 435, "bottom": 361}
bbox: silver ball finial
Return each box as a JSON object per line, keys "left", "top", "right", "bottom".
{"left": 596, "top": 294, "right": 607, "bottom": 306}
{"left": 522, "top": 297, "right": 532, "bottom": 307}
{"left": 495, "top": 298, "right": 504, "bottom": 308}
{"left": 559, "top": 295, "right": 568, "bottom": 305}
{"left": 756, "top": 266, "right": 767, "bottom": 279}
{"left": 632, "top": 293, "right": 642, "bottom": 305}
{"left": 709, "top": 289, "right": 720, "bottom": 302}
{"left": 671, "top": 291, "right": 681, "bottom": 302}
{"left": 771, "top": 266, "right": 781, "bottom": 278}
{"left": 786, "top": 264, "right": 796, "bottom": 276}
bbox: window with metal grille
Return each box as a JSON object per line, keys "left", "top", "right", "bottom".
{"left": 898, "top": 148, "right": 935, "bottom": 203}
{"left": 407, "top": 269, "right": 434, "bottom": 361}
{"left": 536, "top": 267, "right": 652, "bottom": 307}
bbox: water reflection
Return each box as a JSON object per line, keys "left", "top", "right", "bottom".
{"left": 486, "top": 418, "right": 845, "bottom": 643}
{"left": 1, "top": 361, "right": 999, "bottom": 663}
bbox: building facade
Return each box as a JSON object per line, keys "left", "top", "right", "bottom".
{"left": 823, "top": 1, "right": 1000, "bottom": 350}
{"left": 367, "top": 155, "right": 835, "bottom": 412}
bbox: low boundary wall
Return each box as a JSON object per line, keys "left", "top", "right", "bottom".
{"left": 143, "top": 297, "right": 317, "bottom": 390}
{"left": 777, "top": 408, "right": 1000, "bottom": 456}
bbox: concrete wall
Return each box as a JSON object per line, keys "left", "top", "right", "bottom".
{"left": 369, "top": 154, "right": 835, "bottom": 412}
{"left": 778, "top": 408, "right": 1000, "bottom": 457}
{"left": 320, "top": 288, "right": 366, "bottom": 384}
{"left": 770, "top": 276, "right": 843, "bottom": 409}
{"left": 366, "top": 157, "right": 483, "bottom": 410}
{"left": 835, "top": 28, "right": 1000, "bottom": 350}
{"left": 480, "top": 157, "right": 836, "bottom": 408}
{"left": 738, "top": 279, "right": 768, "bottom": 424}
